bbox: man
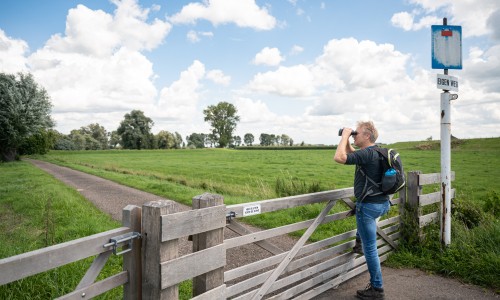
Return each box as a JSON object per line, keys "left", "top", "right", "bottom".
{"left": 334, "top": 121, "right": 389, "bottom": 300}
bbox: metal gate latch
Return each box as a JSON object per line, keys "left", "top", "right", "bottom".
{"left": 103, "top": 232, "right": 141, "bottom": 255}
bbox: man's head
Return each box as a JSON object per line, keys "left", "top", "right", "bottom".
{"left": 353, "top": 121, "right": 378, "bottom": 148}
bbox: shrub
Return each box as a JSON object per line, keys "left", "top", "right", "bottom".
{"left": 452, "top": 198, "right": 485, "bottom": 229}
{"left": 484, "top": 190, "right": 500, "bottom": 218}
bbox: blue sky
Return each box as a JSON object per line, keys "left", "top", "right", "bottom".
{"left": 1, "top": 0, "right": 499, "bottom": 144}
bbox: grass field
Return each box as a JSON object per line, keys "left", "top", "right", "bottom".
{"left": 1, "top": 137, "right": 499, "bottom": 298}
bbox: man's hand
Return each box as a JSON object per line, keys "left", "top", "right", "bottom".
{"left": 334, "top": 127, "right": 352, "bottom": 164}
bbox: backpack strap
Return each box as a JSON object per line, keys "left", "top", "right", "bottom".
{"left": 358, "top": 165, "right": 383, "bottom": 202}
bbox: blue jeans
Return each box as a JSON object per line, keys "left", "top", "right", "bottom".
{"left": 356, "top": 201, "right": 390, "bottom": 289}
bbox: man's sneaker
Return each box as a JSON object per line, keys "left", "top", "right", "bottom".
{"left": 353, "top": 238, "right": 363, "bottom": 255}
{"left": 356, "top": 283, "right": 385, "bottom": 299}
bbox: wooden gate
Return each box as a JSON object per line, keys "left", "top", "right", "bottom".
{"left": 1, "top": 171, "right": 452, "bottom": 299}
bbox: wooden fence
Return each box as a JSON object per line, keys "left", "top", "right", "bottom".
{"left": 0, "top": 171, "right": 453, "bottom": 299}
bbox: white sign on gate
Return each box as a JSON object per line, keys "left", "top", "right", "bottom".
{"left": 431, "top": 25, "right": 462, "bottom": 69}
{"left": 243, "top": 204, "right": 261, "bottom": 216}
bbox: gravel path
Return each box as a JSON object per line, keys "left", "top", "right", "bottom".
{"left": 27, "top": 159, "right": 498, "bottom": 300}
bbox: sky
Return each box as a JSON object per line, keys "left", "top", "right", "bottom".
{"left": 1, "top": 0, "right": 499, "bottom": 145}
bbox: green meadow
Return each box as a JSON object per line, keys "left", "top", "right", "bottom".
{"left": 1, "top": 137, "right": 499, "bottom": 298}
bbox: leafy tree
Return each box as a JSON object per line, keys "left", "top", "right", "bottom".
{"left": 203, "top": 102, "right": 240, "bottom": 148}
{"left": 280, "top": 134, "right": 291, "bottom": 146}
{"left": 116, "top": 110, "right": 154, "bottom": 149}
{"left": 19, "top": 129, "right": 55, "bottom": 155}
{"left": 156, "top": 130, "right": 176, "bottom": 149}
{"left": 109, "top": 131, "right": 121, "bottom": 149}
{"left": 260, "top": 133, "right": 274, "bottom": 146}
{"left": 232, "top": 136, "right": 242, "bottom": 147}
{"left": 186, "top": 133, "right": 206, "bottom": 148}
{"left": 0, "top": 72, "right": 54, "bottom": 161}
{"left": 174, "top": 132, "right": 183, "bottom": 149}
{"left": 244, "top": 133, "right": 254, "bottom": 146}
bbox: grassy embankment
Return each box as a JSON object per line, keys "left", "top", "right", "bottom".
{"left": 1, "top": 137, "right": 498, "bottom": 298}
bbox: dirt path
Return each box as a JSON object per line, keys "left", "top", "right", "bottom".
{"left": 27, "top": 159, "right": 498, "bottom": 300}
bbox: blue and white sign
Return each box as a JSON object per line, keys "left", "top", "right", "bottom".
{"left": 431, "top": 25, "right": 462, "bottom": 69}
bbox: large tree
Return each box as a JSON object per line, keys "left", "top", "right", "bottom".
{"left": 0, "top": 73, "right": 54, "bottom": 161}
{"left": 116, "top": 110, "right": 154, "bottom": 149}
{"left": 244, "top": 133, "right": 254, "bottom": 146}
{"left": 203, "top": 102, "right": 240, "bottom": 148}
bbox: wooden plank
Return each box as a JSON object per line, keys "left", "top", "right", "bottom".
{"left": 192, "top": 193, "right": 225, "bottom": 297}
{"left": 266, "top": 256, "right": 361, "bottom": 300}
{"left": 376, "top": 226, "right": 398, "bottom": 250}
{"left": 227, "top": 249, "right": 355, "bottom": 298}
{"left": 122, "top": 205, "right": 142, "bottom": 300}
{"left": 191, "top": 284, "right": 226, "bottom": 300}
{"left": 226, "top": 220, "right": 284, "bottom": 255}
{"left": 76, "top": 251, "right": 112, "bottom": 289}
{"left": 419, "top": 171, "right": 455, "bottom": 185}
{"left": 419, "top": 189, "right": 456, "bottom": 207}
{"left": 378, "top": 215, "right": 400, "bottom": 227}
{"left": 55, "top": 271, "right": 128, "bottom": 300}
{"left": 0, "top": 227, "right": 130, "bottom": 285}
{"left": 161, "top": 244, "right": 225, "bottom": 289}
{"left": 420, "top": 212, "right": 439, "bottom": 228}
{"left": 224, "top": 229, "right": 357, "bottom": 282}
{"left": 230, "top": 232, "right": 398, "bottom": 300}
{"left": 250, "top": 200, "right": 337, "bottom": 300}
{"left": 226, "top": 188, "right": 353, "bottom": 218}
{"left": 293, "top": 252, "right": 392, "bottom": 300}
{"left": 224, "top": 209, "right": 352, "bottom": 249}
{"left": 161, "top": 205, "right": 226, "bottom": 241}
{"left": 142, "top": 200, "right": 179, "bottom": 300}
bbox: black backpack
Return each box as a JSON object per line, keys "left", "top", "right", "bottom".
{"left": 360, "top": 147, "right": 406, "bottom": 199}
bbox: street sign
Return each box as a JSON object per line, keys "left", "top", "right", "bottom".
{"left": 437, "top": 74, "right": 458, "bottom": 92}
{"left": 432, "top": 25, "right": 462, "bottom": 69}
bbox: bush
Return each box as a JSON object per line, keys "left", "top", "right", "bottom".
{"left": 484, "top": 190, "right": 500, "bottom": 218}
{"left": 452, "top": 198, "right": 485, "bottom": 229}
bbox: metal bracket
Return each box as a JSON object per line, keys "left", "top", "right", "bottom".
{"left": 103, "top": 232, "right": 141, "bottom": 255}
{"left": 226, "top": 211, "right": 237, "bottom": 222}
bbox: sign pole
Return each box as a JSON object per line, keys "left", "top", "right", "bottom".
{"left": 440, "top": 17, "right": 452, "bottom": 246}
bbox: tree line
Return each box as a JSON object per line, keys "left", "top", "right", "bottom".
{"left": 0, "top": 72, "right": 297, "bottom": 162}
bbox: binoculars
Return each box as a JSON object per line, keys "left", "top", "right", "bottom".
{"left": 338, "top": 128, "right": 358, "bottom": 136}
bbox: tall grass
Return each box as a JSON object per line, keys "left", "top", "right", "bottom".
{"left": 0, "top": 161, "right": 122, "bottom": 299}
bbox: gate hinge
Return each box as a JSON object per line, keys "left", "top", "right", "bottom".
{"left": 103, "top": 231, "right": 141, "bottom": 255}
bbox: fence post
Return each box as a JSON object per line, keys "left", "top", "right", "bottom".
{"left": 192, "top": 193, "right": 225, "bottom": 297}
{"left": 403, "top": 171, "right": 422, "bottom": 243}
{"left": 122, "top": 205, "right": 142, "bottom": 300}
{"left": 142, "top": 200, "right": 179, "bottom": 299}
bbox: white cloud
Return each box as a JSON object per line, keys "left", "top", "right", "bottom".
{"left": 0, "top": 29, "right": 29, "bottom": 73}
{"left": 168, "top": 0, "right": 276, "bottom": 30}
{"left": 290, "top": 45, "right": 304, "bottom": 56}
{"left": 156, "top": 60, "right": 206, "bottom": 121}
{"left": 206, "top": 69, "right": 230, "bottom": 86}
{"left": 253, "top": 47, "right": 284, "bottom": 66}
{"left": 248, "top": 64, "right": 315, "bottom": 97}
{"left": 13, "top": 0, "right": 171, "bottom": 134}
{"left": 393, "top": 1, "right": 500, "bottom": 37}
{"left": 187, "top": 30, "right": 213, "bottom": 43}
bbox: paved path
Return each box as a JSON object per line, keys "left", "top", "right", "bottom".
{"left": 27, "top": 159, "right": 498, "bottom": 300}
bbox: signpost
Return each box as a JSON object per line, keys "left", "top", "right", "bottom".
{"left": 432, "top": 18, "right": 461, "bottom": 247}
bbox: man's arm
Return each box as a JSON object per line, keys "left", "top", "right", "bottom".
{"left": 334, "top": 128, "right": 354, "bottom": 164}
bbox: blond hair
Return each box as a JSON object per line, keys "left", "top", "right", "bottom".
{"left": 357, "top": 121, "right": 378, "bottom": 143}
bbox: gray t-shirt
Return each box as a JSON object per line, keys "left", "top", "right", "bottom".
{"left": 345, "top": 146, "right": 389, "bottom": 203}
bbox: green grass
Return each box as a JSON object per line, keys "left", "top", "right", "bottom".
{"left": 2, "top": 137, "right": 499, "bottom": 297}
{"left": 0, "top": 161, "right": 122, "bottom": 299}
